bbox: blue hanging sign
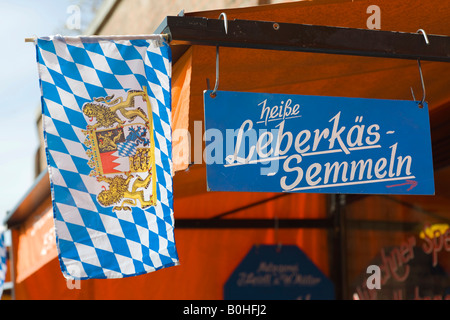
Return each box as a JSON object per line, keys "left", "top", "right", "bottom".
{"left": 203, "top": 90, "right": 435, "bottom": 195}
{"left": 224, "top": 245, "right": 335, "bottom": 300}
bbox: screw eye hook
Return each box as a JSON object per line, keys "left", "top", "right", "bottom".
{"left": 416, "top": 59, "right": 426, "bottom": 108}
{"left": 410, "top": 29, "right": 429, "bottom": 108}
{"left": 210, "top": 13, "right": 228, "bottom": 98}
{"left": 417, "top": 29, "right": 429, "bottom": 45}
{"left": 219, "top": 12, "right": 228, "bottom": 34}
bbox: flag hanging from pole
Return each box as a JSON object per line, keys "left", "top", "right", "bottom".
{"left": 0, "top": 230, "right": 6, "bottom": 298}
{"left": 35, "top": 35, "right": 179, "bottom": 279}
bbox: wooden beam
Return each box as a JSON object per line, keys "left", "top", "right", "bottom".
{"left": 162, "top": 16, "right": 450, "bottom": 62}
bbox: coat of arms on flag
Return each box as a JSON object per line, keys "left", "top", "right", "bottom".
{"left": 82, "top": 87, "right": 157, "bottom": 212}
{"left": 35, "top": 35, "right": 179, "bottom": 279}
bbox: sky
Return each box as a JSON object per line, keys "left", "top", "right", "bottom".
{"left": 0, "top": 0, "right": 101, "bottom": 237}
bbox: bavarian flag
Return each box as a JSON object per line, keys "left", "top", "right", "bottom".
{"left": 35, "top": 35, "right": 179, "bottom": 279}
{"left": 0, "top": 230, "right": 6, "bottom": 297}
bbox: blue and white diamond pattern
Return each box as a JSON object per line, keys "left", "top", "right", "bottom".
{"left": 0, "top": 231, "right": 6, "bottom": 298}
{"left": 36, "top": 35, "right": 178, "bottom": 279}
{"left": 117, "top": 140, "right": 138, "bottom": 157}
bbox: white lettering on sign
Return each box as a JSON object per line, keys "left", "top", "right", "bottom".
{"left": 257, "top": 98, "right": 301, "bottom": 126}
{"left": 224, "top": 100, "right": 415, "bottom": 192}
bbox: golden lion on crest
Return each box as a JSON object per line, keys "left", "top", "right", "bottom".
{"left": 83, "top": 90, "right": 149, "bottom": 129}
{"left": 96, "top": 171, "right": 154, "bottom": 212}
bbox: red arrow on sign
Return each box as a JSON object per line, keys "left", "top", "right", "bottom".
{"left": 386, "top": 180, "right": 418, "bottom": 191}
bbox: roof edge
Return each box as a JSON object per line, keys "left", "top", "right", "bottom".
{"left": 4, "top": 169, "right": 50, "bottom": 228}
{"left": 84, "top": 0, "right": 122, "bottom": 35}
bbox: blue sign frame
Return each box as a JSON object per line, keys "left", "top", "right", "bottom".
{"left": 203, "top": 90, "right": 435, "bottom": 195}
